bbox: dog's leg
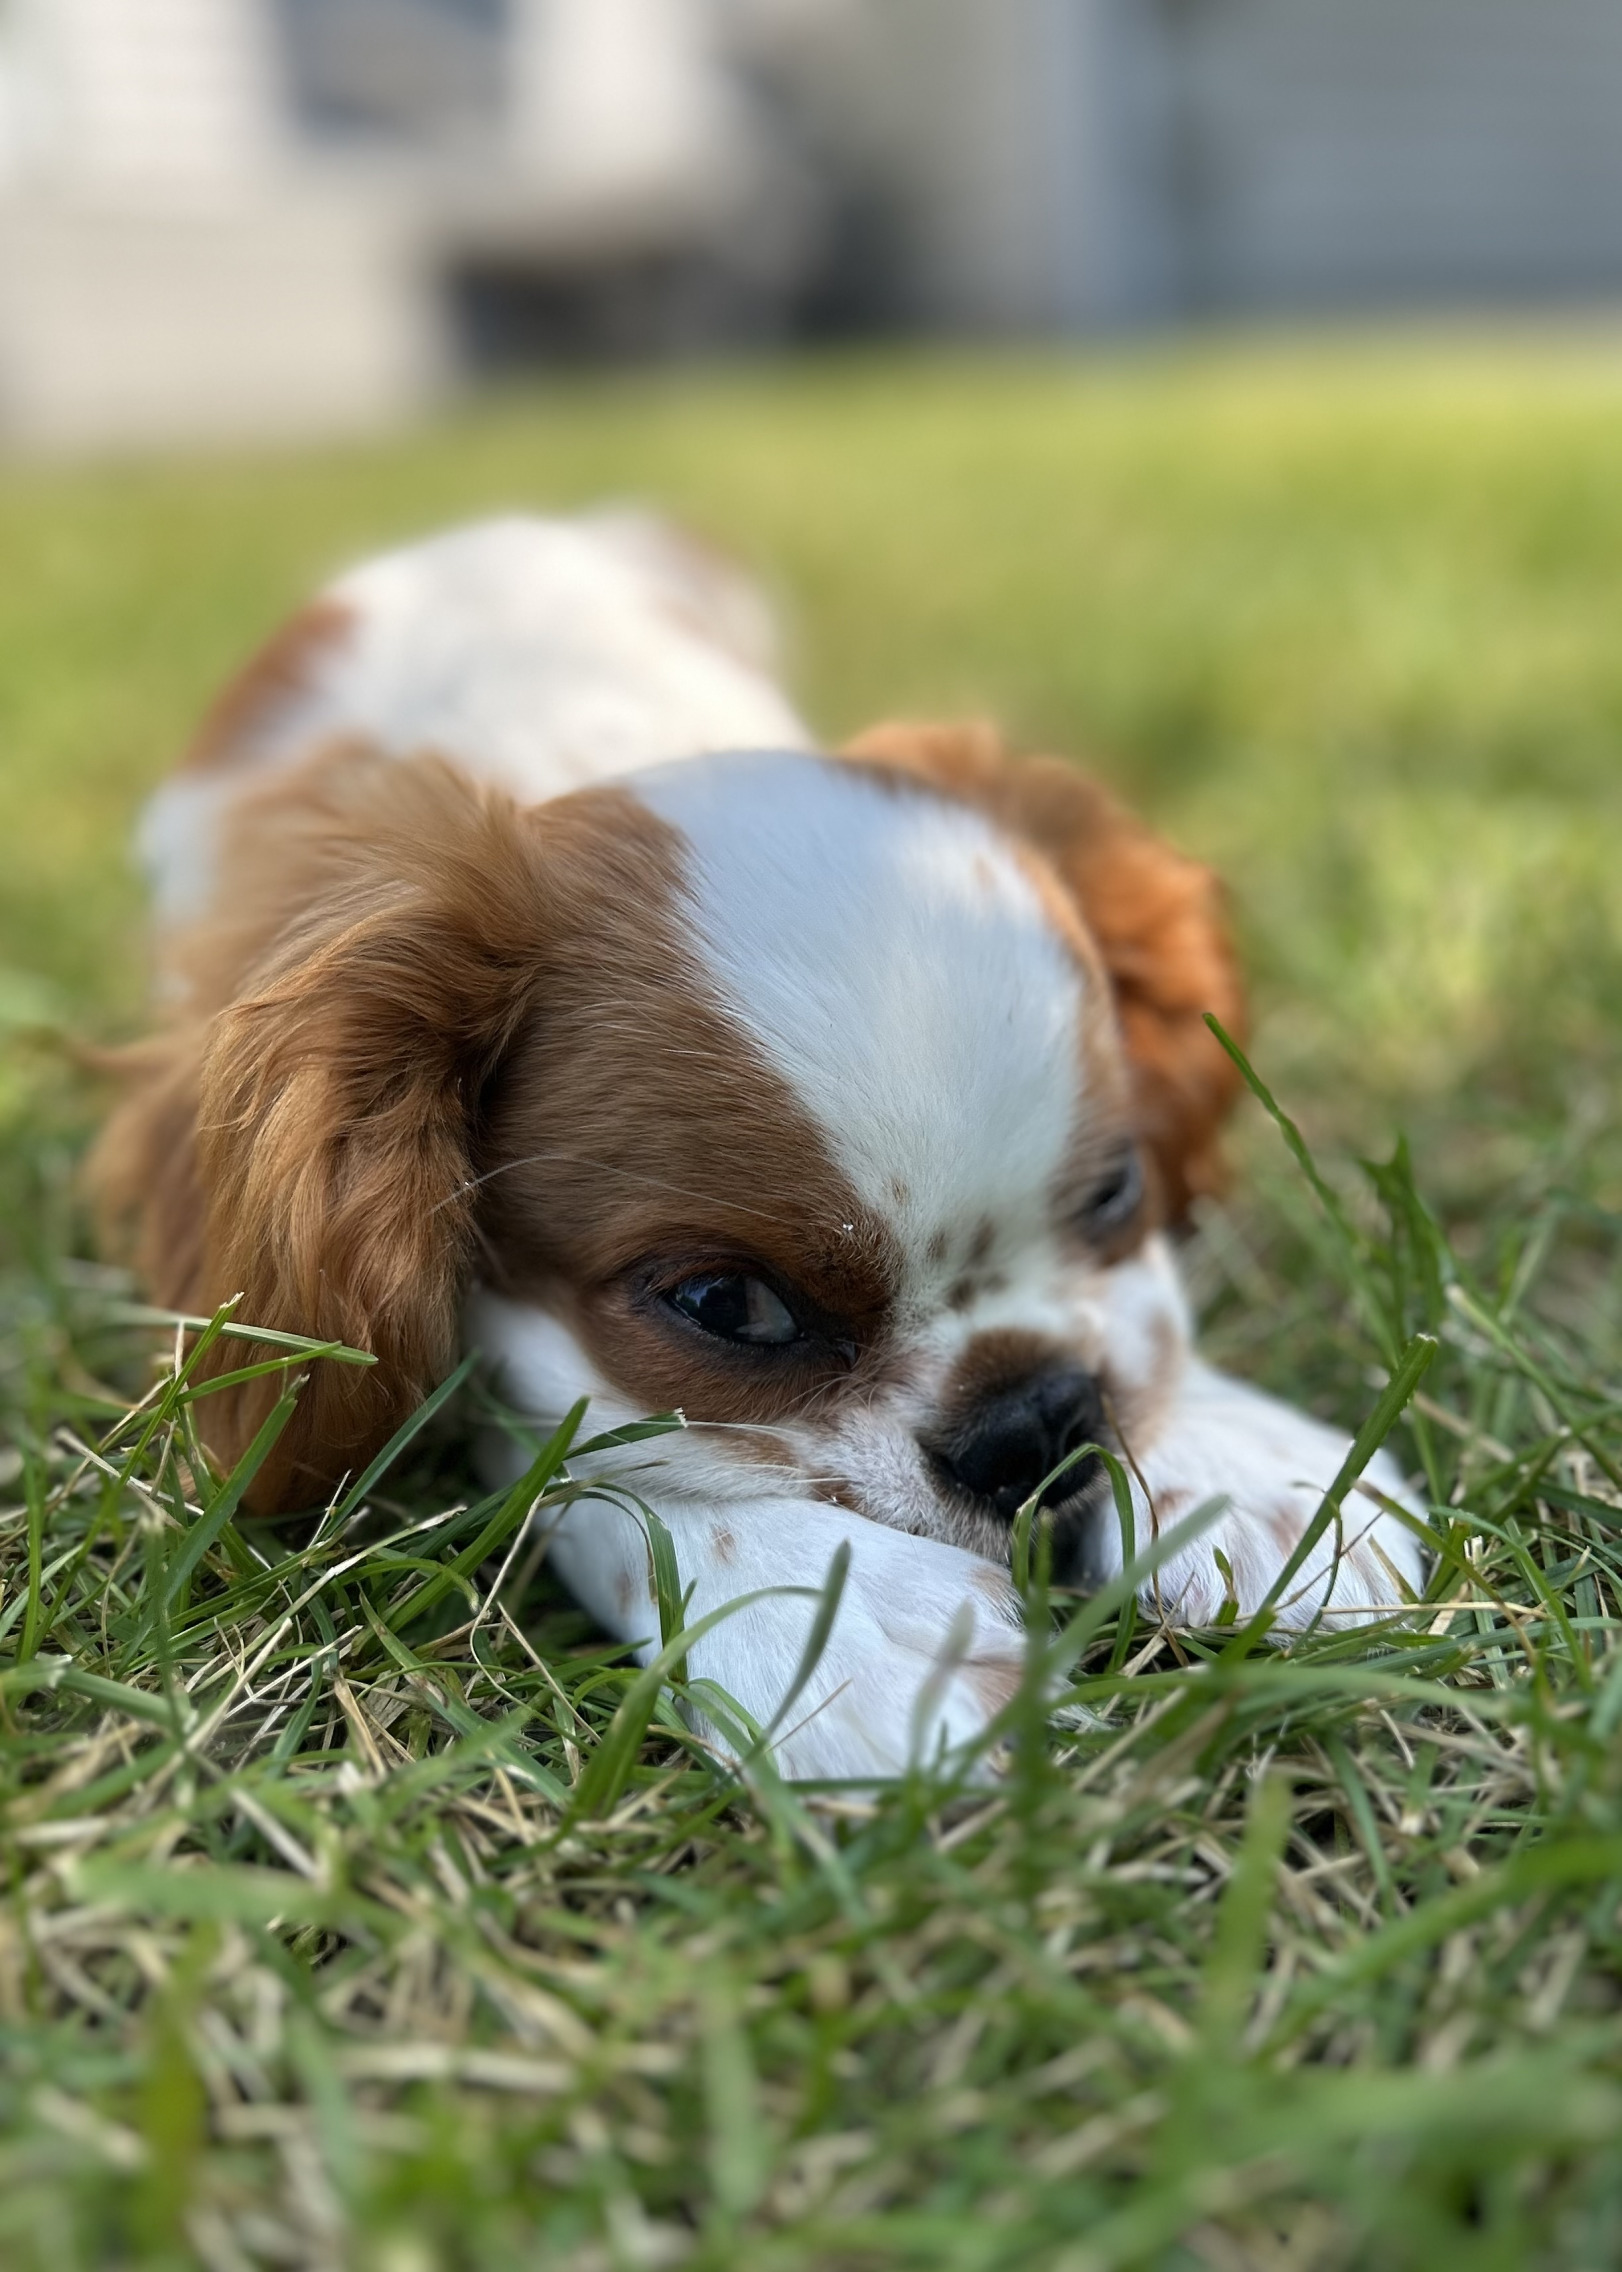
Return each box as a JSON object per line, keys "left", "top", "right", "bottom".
{"left": 539, "top": 1485, "right": 1029, "bottom": 1783}
{"left": 1097, "top": 1360, "right": 1428, "bottom": 1630}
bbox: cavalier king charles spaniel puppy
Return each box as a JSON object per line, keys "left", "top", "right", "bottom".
{"left": 95, "top": 512, "right": 1424, "bottom": 1778}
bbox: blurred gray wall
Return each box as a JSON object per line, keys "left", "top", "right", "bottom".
{"left": 818, "top": 0, "right": 1622, "bottom": 330}
{"left": 1163, "top": 0, "right": 1622, "bottom": 315}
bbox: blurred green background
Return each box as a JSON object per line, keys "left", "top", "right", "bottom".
{"left": 4, "top": 338, "right": 1621, "bottom": 1173}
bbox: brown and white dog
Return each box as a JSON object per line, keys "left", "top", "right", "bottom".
{"left": 95, "top": 512, "right": 1424, "bottom": 1778}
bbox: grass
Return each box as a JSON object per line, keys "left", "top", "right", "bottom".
{"left": 3, "top": 336, "right": 1622, "bottom": 2269}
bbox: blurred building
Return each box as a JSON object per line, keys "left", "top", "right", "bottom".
{"left": 4, "top": 0, "right": 1622, "bottom": 450}
{"left": 827, "top": 0, "right": 1622, "bottom": 332}
{"left": 0, "top": 0, "right": 824, "bottom": 448}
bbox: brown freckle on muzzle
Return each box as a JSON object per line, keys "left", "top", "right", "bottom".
{"left": 710, "top": 1523, "right": 737, "bottom": 1565}
{"left": 946, "top": 1270, "right": 1008, "bottom": 1312}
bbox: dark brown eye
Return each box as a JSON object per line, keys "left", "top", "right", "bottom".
{"left": 667, "top": 1272, "right": 802, "bottom": 1347}
{"left": 1081, "top": 1149, "right": 1144, "bottom": 1236}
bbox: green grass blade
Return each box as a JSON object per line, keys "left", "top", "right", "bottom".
{"left": 1206, "top": 1015, "right": 1398, "bottom": 1362}
{"left": 327, "top": 1350, "right": 480, "bottom": 1523}
{"left": 751, "top": 1541, "right": 851, "bottom": 1756}
{"left": 160, "top": 1382, "right": 303, "bottom": 1614}
{"left": 110, "top": 1305, "right": 378, "bottom": 1364}
{"left": 1220, "top": 1331, "right": 1437, "bottom": 1658}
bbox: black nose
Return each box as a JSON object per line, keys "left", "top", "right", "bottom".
{"left": 927, "top": 1366, "right": 1106, "bottom": 1522}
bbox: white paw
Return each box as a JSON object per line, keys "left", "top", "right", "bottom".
{"left": 1112, "top": 1363, "right": 1429, "bottom": 1632}
{"left": 745, "top": 1536, "right": 1028, "bottom": 1782}
{"left": 547, "top": 1492, "right": 1029, "bottom": 1783}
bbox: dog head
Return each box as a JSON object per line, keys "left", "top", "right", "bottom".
{"left": 102, "top": 721, "right": 1242, "bottom": 1566}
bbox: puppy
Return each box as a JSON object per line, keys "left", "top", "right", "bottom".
{"left": 95, "top": 511, "right": 1425, "bottom": 1779}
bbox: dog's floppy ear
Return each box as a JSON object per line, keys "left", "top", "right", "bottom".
{"left": 94, "top": 749, "right": 547, "bottom": 1511}
{"left": 842, "top": 719, "right": 1245, "bottom": 1219}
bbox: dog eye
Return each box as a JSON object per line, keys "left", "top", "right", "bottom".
{"left": 667, "top": 1272, "right": 802, "bottom": 1346}
{"left": 1082, "top": 1148, "right": 1144, "bottom": 1234}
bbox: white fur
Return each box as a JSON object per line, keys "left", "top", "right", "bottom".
{"left": 535, "top": 1478, "right": 1025, "bottom": 1784}
{"left": 631, "top": 748, "right": 1086, "bottom": 1291}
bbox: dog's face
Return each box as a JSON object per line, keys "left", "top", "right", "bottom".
{"left": 466, "top": 738, "right": 1231, "bottom": 1576}
{"left": 114, "top": 721, "right": 1242, "bottom": 1531}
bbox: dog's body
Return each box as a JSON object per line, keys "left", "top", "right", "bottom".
{"left": 100, "top": 512, "right": 1423, "bottom": 1778}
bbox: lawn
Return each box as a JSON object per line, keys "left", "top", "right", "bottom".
{"left": 2, "top": 338, "right": 1621, "bottom": 2270}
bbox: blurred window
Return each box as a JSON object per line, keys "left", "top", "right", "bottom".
{"left": 272, "top": 0, "right": 510, "bottom": 148}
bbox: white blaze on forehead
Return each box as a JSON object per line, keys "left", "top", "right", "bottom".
{"left": 631, "top": 750, "right": 1085, "bottom": 1266}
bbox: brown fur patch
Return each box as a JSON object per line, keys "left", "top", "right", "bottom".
{"left": 710, "top": 1524, "right": 737, "bottom": 1565}
{"left": 93, "top": 740, "right": 901, "bottom": 1510}
{"left": 92, "top": 745, "right": 560, "bottom": 1507}
{"left": 842, "top": 719, "right": 1245, "bottom": 1219}
{"left": 476, "top": 791, "right": 901, "bottom": 1430}
{"left": 182, "top": 600, "right": 353, "bottom": 771}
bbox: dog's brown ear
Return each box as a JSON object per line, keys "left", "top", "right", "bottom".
{"left": 93, "top": 750, "right": 547, "bottom": 1511}
{"left": 843, "top": 719, "right": 1245, "bottom": 1219}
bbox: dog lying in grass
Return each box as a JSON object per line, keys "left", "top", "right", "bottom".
{"left": 93, "top": 511, "right": 1424, "bottom": 1777}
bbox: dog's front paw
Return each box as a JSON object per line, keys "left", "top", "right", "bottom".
{"left": 549, "top": 1491, "right": 1029, "bottom": 1783}
{"left": 703, "top": 1517, "right": 1029, "bottom": 1783}
{"left": 1115, "top": 1363, "right": 1428, "bottom": 1631}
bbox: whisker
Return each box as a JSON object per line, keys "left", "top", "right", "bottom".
{"left": 681, "top": 1417, "right": 801, "bottom": 1441}
{"left": 435, "top": 1148, "right": 804, "bottom": 1231}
